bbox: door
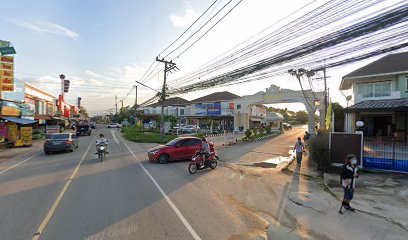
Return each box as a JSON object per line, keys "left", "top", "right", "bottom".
{"left": 169, "top": 140, "right": 186, "bottom": 160}
{"left": 181, "top": 139, "right": 202, "bottom": 159}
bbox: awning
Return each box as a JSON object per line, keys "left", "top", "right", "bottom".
{"left": 344, "top": 99, "right": 408, "bottom": 113}
{"left": 1, "top": 117, "right": 38, "bottom": 125}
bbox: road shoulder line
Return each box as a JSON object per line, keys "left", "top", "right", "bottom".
{"left": 0, "top": 152, "right": 42, "bottom": 175}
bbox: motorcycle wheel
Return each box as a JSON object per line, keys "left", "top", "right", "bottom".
{"left": 99, "top": 152, "right": 104, "bottom": 162}
{"left": 188, "top": 163, "right": 198, "bottom": 174}
{"left": 210, "top": 160, "right": 217, "bottom": 169}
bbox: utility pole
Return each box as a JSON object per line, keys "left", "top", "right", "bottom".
{"left": 134, "top": 85, "right": 138, "bottom": 108}
{"left": 121, "top": 100, "right": 124, "bottom": 109}
{"left": 156, "top": 57, "right": 178, "bottom": 140}
{"left": 323, "top": 67, "right": 328, "bottom": 118}
{"left": 115, "top": 95, "right": 118, "bottom": 115}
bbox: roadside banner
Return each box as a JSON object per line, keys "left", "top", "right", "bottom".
{"left": 8, "top": 124, "right": 18, "bottom": 142}
{"left": 0, "top": 55, "right": 14, "bottom": 92}
{"left": 20, "top": 127, "right": 33, "bottom": 146}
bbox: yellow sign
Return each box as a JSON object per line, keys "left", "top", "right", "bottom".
{"left": 1, "top": 84, "right": 14, "bottom": 91}
{"left": 0, "top": 62, "right": 13, "bottom": 70}
{"left": 263, "top": 94, "right": 283, "bottom": 100}
{"left": 20, "top": 127, "right": 33, "bottom": 146}
{"left": 0, "top": 70, "right": 13, "bottom": 78}
{"left": 8, "top": 124, "right": 18, "bottom": 142}
{"left": 1, "top": 106, "right": 20, "bottom": 116}
{"left": 0, "top": 56, "right": 13, "bottom": 63}
{"left": 1, "top": 77, "right": 13, "bottom": 84}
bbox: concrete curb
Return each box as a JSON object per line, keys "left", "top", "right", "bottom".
{"left": 241, "top": 134, "right": 277, "bottom": 142}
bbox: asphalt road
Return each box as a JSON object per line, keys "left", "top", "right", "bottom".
{"left": 0, "top": 126, "right": 303, "bottom": 240}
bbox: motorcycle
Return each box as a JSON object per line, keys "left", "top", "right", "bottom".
{"left": 188, "top": 148, "right": 218, "bottom": 174}
{"left": 97, "top": 143, "right": 107, "bottom": 162}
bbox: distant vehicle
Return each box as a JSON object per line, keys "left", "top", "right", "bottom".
{"left": 44, "top": 133, "right": 79, "bottom": 154}
{"left": 76, "top": 124, "right": 92, "bottom": 136}
{"left": 107, "top": 123, "right": 122, "bottom": 128}
{"left": 90, "top": 122, "right": 96, "bottom": 129}
{"left": 148, "top": 137, "right": 215, "bottom": 164}
{"left": 182, "top": 125, "right": 199, "bottom": 133}
{"left": 283, "top": 123, "right": 292, "bottom": 130}
{"left": 169, "top": 124, "right": 185, "bottom": 133}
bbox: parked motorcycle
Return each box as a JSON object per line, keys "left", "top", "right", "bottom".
{"left": 97, "top": 143, "right": 107, "bottom": 162}
{"left": 188, "top": 148, "right": 218, "bottom": 174}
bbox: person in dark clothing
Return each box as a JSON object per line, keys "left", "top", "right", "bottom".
{"left": 340, "top": 154, "right": 359, "bottom": 211}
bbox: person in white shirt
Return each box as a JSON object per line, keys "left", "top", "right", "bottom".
{"left": 293, "top": 137, "right": 305, "bottom": 165}
{"left": 95, "top": 134, "right": 109, "bottom": 154}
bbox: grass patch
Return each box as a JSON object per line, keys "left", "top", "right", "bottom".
{"left": 123, "top": 126, "right": 177, "bottom": 144}
{"left": 242, "top": 133, "right": 271, "bottom": 141}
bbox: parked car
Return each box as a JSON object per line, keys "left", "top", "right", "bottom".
{"left": 90, "top": 122, "right": 96, "bottom": 129}
{"left": 182, "top": 125, "right": 199, "bottom": 133}
{"left": 283, "top": 123, "right": 293, "bottom": 130}
{"left": 44, "top": 133, "right": 79, "bottom": 154}
{"left": 169, "top": 124, "right": 185, "bottom": 133}
{"left": 107, "top": 123, "right": 122, "bottom": 128}
{"left": 148, "top": 137, "right": 214, "bottom": 164}
{"left": 76, "top": 124, "right": 92, "bottom": 136}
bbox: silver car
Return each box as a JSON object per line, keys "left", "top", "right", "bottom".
{"left": 44, "top": 133, "right": 79, "bottom": 154}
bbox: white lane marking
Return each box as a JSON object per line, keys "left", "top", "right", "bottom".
{"left": 0, "top": 152, "right": 42, "bottom": 175}
{"left": 111, "top": 129, "right": 120, "bottom": 145}
{"left": 32, "top": 130, "right": 101, "bottom": 240}
{"left": 116, "top": 132, "right": 201, "bottom": 240}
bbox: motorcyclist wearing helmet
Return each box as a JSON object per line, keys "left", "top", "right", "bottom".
{"left": 201, "top": 138, "right": 210, "bottom": 168}
{"left": 95, "top": 133, "right": 109, "bottom": 154}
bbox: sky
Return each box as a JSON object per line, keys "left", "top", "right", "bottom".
{"left": 0, "top": 0, "right": 400, "bottom": 115}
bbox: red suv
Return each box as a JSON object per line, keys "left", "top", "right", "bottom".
{"left": 148, "top": 137, "right": 212, "bottom": 164}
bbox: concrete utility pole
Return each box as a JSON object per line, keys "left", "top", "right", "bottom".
{"left": 134, "top": 85, "right": 138, "bottom": 108}
{"left": 156, "top": 57, "right": 178, "bottom": 141}
{"left": 121, "top": 100, "right": 124, "bottom": 109}
{"left": 323, "top": 67, "right": 328, "bottom": 117}
{"left": 115, "top": 95, "right": 118, "bottom": 115}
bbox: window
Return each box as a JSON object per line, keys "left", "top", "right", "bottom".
{"left": 182, "top": 139, "right": 201, "bottom": 146}
{"left": 406, "top": 76, "right": 408, "bottom": 91}
{"left": 237, "top": 104, "right": 241, "bottom": 109}
{"left": 180, "top": 109, "right": 185, "bottom": 115}
{"left": 357, "top": 82, "right": 391, "bottom": 98}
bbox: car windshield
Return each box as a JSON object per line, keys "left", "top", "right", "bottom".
{"left": 49, "top": 134, "right": 70, "bottom": 140}
{"left": 166, "top": 139, "right": 180, "bottom": 146}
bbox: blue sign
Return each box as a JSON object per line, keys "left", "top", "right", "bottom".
{"left": 195, "top": 104, "right": 207, "bottom": 116}
{"left": 207, "top": 103, "right": 221, "bottom": 116}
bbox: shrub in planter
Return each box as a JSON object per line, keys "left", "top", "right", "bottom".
{"left": 253, "top": 128, "right": 259, "bottom": 136}
{"left": 245, "top": 129, "right": 252, "bottom": 139}
{"left": 259, "top": 127, "right": 265, "bottom": 135}
{"left": 308, "top": 130, "right": 331, "bottom": 171}
{"left": 265, "top": 126, "right": 272, "bottom": 134}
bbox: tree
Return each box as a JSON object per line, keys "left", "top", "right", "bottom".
{"left": 295, "top": 111, "right": 308, "bottom": 124}
{"left": 79, "top": 106, "right": 89, "bottom": 118}
{"left": 332, "top": 102, "right": 344, "bottom": 110}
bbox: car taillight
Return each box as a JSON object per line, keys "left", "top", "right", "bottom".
{"left": 66, "top": 140, "right": 72, "bottom": 144}
{"left": 44, "top": 140, "right": 49, "bottom": 144}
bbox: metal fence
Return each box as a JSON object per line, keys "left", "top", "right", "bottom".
{"left": 364, "top": 138, "right": 408, "bottom": 172}
{"left": 330, "top": 132, "right": 363, "bottom": 166}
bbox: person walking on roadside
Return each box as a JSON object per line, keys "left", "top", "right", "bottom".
{"left": 293, "top": 137, "right": 305, "bottom": 165}
{"left": 340, "top": 154, "right": 359, "bottom": 211}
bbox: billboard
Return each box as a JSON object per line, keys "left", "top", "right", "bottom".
{"left": 2, "top": 79, "right": 24, "bottom": 102}
{"left": 194, "top": 104, "right": 207, "bottom": 116}
{"left": 207, "top": 103, "right": 221, "bottom": 116}
{"left": 0, "top": 56, "right": 14, "bottom": 92}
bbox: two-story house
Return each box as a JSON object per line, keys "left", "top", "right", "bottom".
{"left": 339, "top": 52, "right": 408, "bottom": 172}
{"left": 340, "top": 52, "right": 408, "bottom": 139}
{"left": 141, "top": 97, "right": 190, "bottom": 124}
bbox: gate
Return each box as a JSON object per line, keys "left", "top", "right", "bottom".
{"left": 364, "top": 139, "right": 408, "bottom": 172}
{"left": 330, "top": 132, "right": 363, "bottom": 166}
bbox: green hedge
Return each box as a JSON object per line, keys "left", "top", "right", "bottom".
{"left": 123, "top": 126, "right": 176, "bottom": 144}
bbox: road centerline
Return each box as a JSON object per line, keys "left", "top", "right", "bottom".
{"left": 116, "top": 131, "right": 201, "bottom": 240}
{"left": 32, "top": 130, "right": 101, "bottom": 240}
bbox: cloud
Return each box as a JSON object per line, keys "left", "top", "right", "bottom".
{"left": 170, "top": 5, "right": 199, "bottom": 27}
{"left": 6, "top": 18, "right": 79, "bottom": 40}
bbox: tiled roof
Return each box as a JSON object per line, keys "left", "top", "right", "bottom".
{"left": 191, "top": 91, "right": 241, "bottom": 103}
{"left": 345, "top": 99, "right": 408, "bottom": 112}
{"left": 344, "top": 52, "right": 408, "bottom": 79}
{"left": 146, "top": 97, "right": 190, "bottom": 107}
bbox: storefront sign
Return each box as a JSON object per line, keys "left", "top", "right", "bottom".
{"left": 0, "top": 62, "right": 13, "bottom": 70}
{"left": 263, "top": 94, "right": 283, "bottom": 100}
{"left": 0, "top": 123, "right": 8, "bottom": 139}
{"left": 229, "top": 103, "right": 234, "bottom": 109}
{"left": 8, "top": 124, "right": 18, "bottom": 142}
{"left": 194, "top": 104, "right": 207, "bottom": 116}
{"left": 18, "top": 103, "right": 34, "bottom": 118}
{"left": 0, "top": 56, "right": 14, "bottom": 63}
{"left": 0, "top": 70, "right": 14, "bottom": 78}
{"left": 1, "top": 84, "right": 14, "bottom": 91}
{"left": 1, "top": 106, "right": 20, "bottom": 116}
{"left": 20, "top": 127, "right": 33, "bottom": 145}
{"left": 46, "top": 125, "right": 59, "bottom": 135}
{"left": 207, "top": 103, "right": 221, "bottom": 116}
